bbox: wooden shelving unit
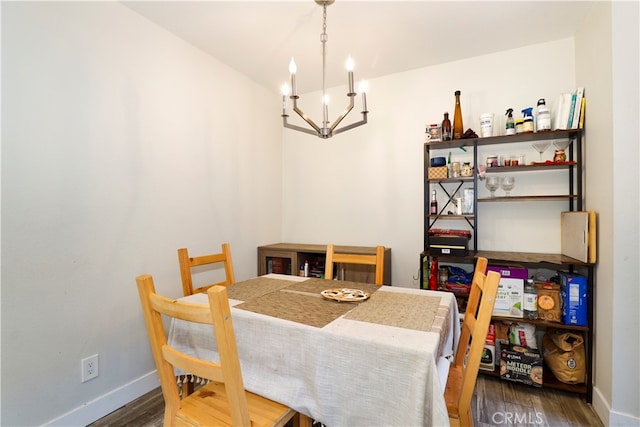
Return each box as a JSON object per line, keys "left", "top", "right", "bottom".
{"left": 421, "top": 128, "right": 596, "bottom": 402}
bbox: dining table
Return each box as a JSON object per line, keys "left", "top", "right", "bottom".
{"left": 169, "top": 273, "right": 460, "bottom": 426}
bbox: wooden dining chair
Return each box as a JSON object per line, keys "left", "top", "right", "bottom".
{"left": 136, "top": 274, "right": 309, "bottom": 427}
{"left": 178, "top": 242, "right": 235, "bottom": 296}
{"left": 324, "top": 244, "right": 385, "bottom": 285}
{"left": 444, "top": 256, "right": 499, "bottom": 427}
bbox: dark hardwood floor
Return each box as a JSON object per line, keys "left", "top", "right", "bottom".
{"left": 89, "top": 375, "right": 603, "bottom": 426}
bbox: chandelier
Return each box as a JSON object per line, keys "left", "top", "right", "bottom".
{"left": 280, "top": 0, "right": 368, "bottom": 139}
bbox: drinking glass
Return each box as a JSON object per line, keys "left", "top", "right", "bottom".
{"left": 485, "top": 176, "right": 500, "bottom": 198}
{"left": 531, "top": 141, "right": 551, "bottom": 162}
{"left": 500, "top": 176, "right": 515, "bottom": 196}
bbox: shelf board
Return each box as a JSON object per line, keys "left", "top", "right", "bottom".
{"left": 484, "top": 162, "right": 577, "bottom": 172}
{"left": 424, "top": 129, "right": 582, "bottom": 150}
{"left": 490, "top": 315, "right": 589, "bottom": 331}
{"left": 478, "top": 194, "right": 577, "bottom": 202}
{"left": 480, "top": 366, "right": 587, "bottom": 395}
{"left": 420, "top": 250, "right": 593, "bottom": 267}
{"left": 427, "top": 177, "right": 474, "bottom": 183}
{"left": 429, "top": 214, "right": 475, "bottom": 220}
{"left": 474, "top": 129, "right": 582, "bottom": 147}
{"left": 476, "top": 250, "right": 592, "bottom": 267}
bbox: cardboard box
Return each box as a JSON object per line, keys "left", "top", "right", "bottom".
{"left": 499, "top": 344, "right": 543, "bottom": 387}
{"left": 429, "top": 235, "right": 468, "bottom": 256}
{"left": 428, "top": 166, "right": 448, "bottom": 179}
{"left": 487, "top": 265, "right": 528, "bottom": 281}
{"left": 488, "top": 266, "right": 527, "bottom": 318}
{"left": 486, "top": 268, "right": 525, "bottom": 319}
{"left": 560, "top": 272, "right": 588, "bottom": 326}
{"left": 480, "top": 324, "right": 496, "bottom": 371}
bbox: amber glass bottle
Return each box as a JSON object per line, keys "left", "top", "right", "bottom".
{"left": 453, "top": 90, "right": 464, "bottom": 139}
{"left": 441, "top": 112, "right": 452, "bottom": 141}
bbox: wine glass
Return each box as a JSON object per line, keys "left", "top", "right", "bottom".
{"left": 553, "top": 139, "right": 572, "bottom": 151}
{"left": 485, "top": 176, "right": 500, "bottom": 198}
{"left": 501, "top": 176, "right": 515, "bottom": 196}
{"left": 531, "top": 141, "right": 551, "bottom": 163}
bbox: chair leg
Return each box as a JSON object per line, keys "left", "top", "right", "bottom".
{"left": 295, "top": 413, "right": 313, "bottom": 427}
{"left": 178, "top": 375, "right": 194, "bottom": 397}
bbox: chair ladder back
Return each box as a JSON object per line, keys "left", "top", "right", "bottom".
{"left": 325, "top": 244, "right": 385, "bottom": 285}
{"left": 459, "top": 270, "right": 500, "bottom": 423}
{"left": 136, "top": 275, "right": 185, "bottom": 416}
{"left": 207, "top": 286, "right": 251, "bottom": 426}
{"left": 178, "top": 243, "right": 236, "bottom": 296}
{"left": 445, "top": 257, "right": 499, "bottom": 427}
{"left": 454, "top": 257, "right": 487, "bottom": 366}
{"left": 137, "top": 274, "right": 302, "bottom": 427}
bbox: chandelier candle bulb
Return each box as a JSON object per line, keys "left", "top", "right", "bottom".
{"left": 346, "top": 56, "right": 355, "bottom": 94}
{"left": 323, "top": 95, "right": 329, "bottom": 126}
{"left": 289, "top": 58, "right": 297, "bottom": 96}
{"left": 359, "top": 81, "right": 368, "bottom": 112}
{"left": 281, "top": 83, "right": 289, "bottom": 115}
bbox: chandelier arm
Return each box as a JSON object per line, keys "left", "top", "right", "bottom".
{"left": 328, "top": 95, "right": 355, "bottom": 134}
{"left": 332, "top": 112, "right": 368, "bottom": 136}
{"left": 292, "top": 100, "right": 322, "bottom": 134}
{"left": 282, "top": 116, "right": 321, "bottom": 136}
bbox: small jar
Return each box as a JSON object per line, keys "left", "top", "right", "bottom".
{"left": 486, "top": 155, "right": 498, "bottom": 168}
{"left": 523, "top": 116, "right": 534, "bottom": 133}
{"left": 515, "top": 119, "right": 524, "bottom": 134}
{"left": 438, "top": 267, "right": 449, "bottom": 289}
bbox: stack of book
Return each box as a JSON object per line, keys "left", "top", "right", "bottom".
{"left": 554, "top": 87, "right": 586, "bottom": 130}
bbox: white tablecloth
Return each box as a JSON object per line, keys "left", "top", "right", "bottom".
{"left": 169, "top": 274, "right": 459, "bottom": 427}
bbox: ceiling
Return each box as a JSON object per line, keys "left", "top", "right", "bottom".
{"left": 122, "top": 1, "right": 595, "bottom": 94}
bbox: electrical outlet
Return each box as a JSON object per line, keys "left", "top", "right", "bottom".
{"left": 81, "top": 354, "right": 99, "bottom": 382}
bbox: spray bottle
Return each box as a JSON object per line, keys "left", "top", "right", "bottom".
{"left": 505, "top": 108, "right": 515, "bottom": 135}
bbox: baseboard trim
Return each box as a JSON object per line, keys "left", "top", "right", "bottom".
{"left": 592, "top": 385, "right": 640, "bottom": 426}
{"left": 44, "top": 371, "right": 159, "bottom": 426}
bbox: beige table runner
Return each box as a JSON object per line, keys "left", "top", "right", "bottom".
{"left": 287, "top": 278, "right": 381, "bottom": 296}
{"left": 233, "top": 278, "right": 380, "bottom": 328}
{"left": 234, "top": 291, "right": 357, "bottom": 328}
{"left": 225, "top": 277, "right": 293, "bottom": 301}
{"left": 344, "top": 291, "right": 449, "bottom": 335}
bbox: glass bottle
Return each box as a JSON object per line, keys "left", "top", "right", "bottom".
{"left": 430, "top": 190, "right": 437, "bottom": 214}
{"left": 441, "top": 112, "right": 452, "bottom": 141}
{"left": 429, "top": 257, "right": 438, "bottom": 290}
{"left": 453, "top": 90, "right": 464, "bottom": 139}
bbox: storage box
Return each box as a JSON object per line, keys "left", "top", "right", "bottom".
{"left": 429, "top": 235, "right": 468, "bottom": 256}
{"left": 536, "top": 283, "right": 562, "bottom": 322}
{"left": 487, "top": 265, "right": 528, "bottom": 281}
{"left": 560, "top": 272, "right": 588, "bottom": 326}
{"left": 480, "top": 324, "right": 496, "bottom": 371}
{"left": 499, "top": 344, "right": 543, "bottom": 387}
{"left": 488, "top": 265, "right": 527, "bottom": 318}
{"left": 428, "top": 166, "right": 448, "bottom": 179}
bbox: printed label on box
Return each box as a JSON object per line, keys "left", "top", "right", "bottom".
{"left": 493, "top": 277, "right": 524, "bottom": 318}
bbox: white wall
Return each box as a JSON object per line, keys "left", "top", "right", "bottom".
{"left": 575, "top": 1, "right": 640, "bottom": 425}
{"left": 283, "top": 38, "right": 576, "bottom": 288}
{"left": 1, "top": 2, "right": 283, "bottom": 425}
